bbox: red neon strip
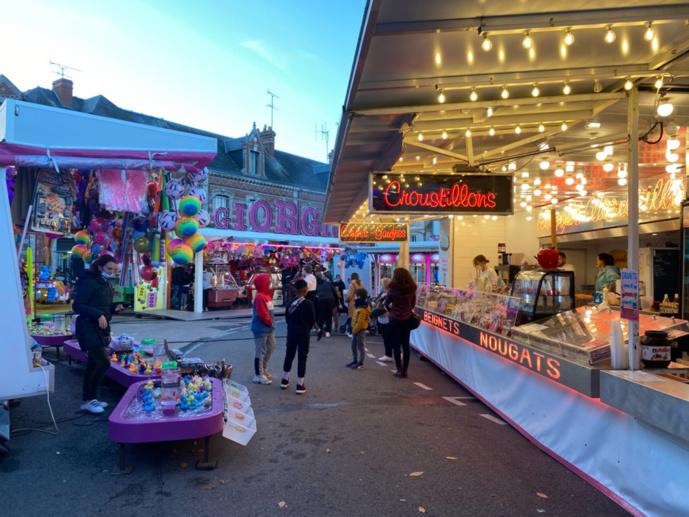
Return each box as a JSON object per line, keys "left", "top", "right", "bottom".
{"left": 383, "top": 180, "right": 497, "bottom": 209}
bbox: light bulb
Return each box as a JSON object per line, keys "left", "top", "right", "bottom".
{"left": 654, "top": 76, "right": 664, "bottom": 90}
{"left": 605, "top": 26, "right": 616, "bottom": 43}
{"left": 554, "top": 168, "right": 564, "bottom": 177}
{"left": 520, "top": 201, "right": 527, "bottom": 208}
{"left": 667, "top": 138, "right": 680, "bottom": 150}
{"left": 596, "top": 151, "right": 607, "bottom": 161}
{"left": 603, "top": 162, "right": 614, "bottom": 172}
{"left": 531, "top": 84, "right": 540, "bottom": 97}
{"left": 538, "top": 123, "right": 545, "bottom": 133}
{"left": 437, "top": 90, "right": 446, "bottom": 103}
{"left": 564, "top": 29, "right": 574, "bottom": 46}
{"left": 508, "top": 161, "right": 517, "bottom": 171}
{"left": 593, "top": 79, "right": 602, "bottom": 93}
{"left": 562, "top": 83, "right": 571, "bottom": 95}
{"left": 465, "top": 129, "right": 472, "bottom": 138}
{"left": 486, "top": 107, "right": 494, "bottom": 117}
{"left": 539, "top": 160, "right": 550, "bottom": 170}
{"left": 515, "top": 125, "right": 522, "bottom": 135}
{"left": 481, "top": 33, "right": 492, "bottom": 51}
{"left": 565, "top": 176, "right": 575, "bottom": 186}
{"left": 575, "top": 183, "right": 585, "bottom": 192}
{"left": 666, "top": 164, "right": 680, "bottom": 174}
{"left": 441, "top": 130, "right": 448, "bottom": 140}
{"left": 522, "top": 31, "right": 533, "bottom": 49}
{"left": 544, "top": 193, "right": 552, "bottom": 201}
{"left": 521, "top": 171, "right": 530, "bottom": 178}
{"left": 644, "top": 22, "right": 655, "bottom": 42}
{"left": 469, "top": 89, "right": 478, "bottom": 102}
{"left": 501, "top": 86, "right": 510, "bottom": 99}
{"left": 565, "top": 162, "right": 575, "bottom": 173}
{"left": 657, "top": 99, "right": 674, "bottom": 117}
{"left": 534, "top": 178, "right": 541, "bottom": 186}
{"left": 526, "top": 206, "right": 533, "bottom": 213}
{"left": 551, "top": 198, "right": 559, "bottom": 205}
{"left": 418, "top": 133, "right": 424, "bottom": 142}
{"left": 666, "top": 150, "right": 679, "bottom": 162}
{"left": 624, "top": 79, "right": 633, "bottom": 91}
{"left": 534, "top": 189, "right": 542, "bottom": 196}
{"left": 432, "top": 157, "right": 437, "bottom": 165}
{"left": 604, "top": 145, "right": 614, "bottom": 156}
{"left": 618, "top": 178, "right": 627, "bottom": 186}
{"left": 520, "top": 183, "right": 530, "bottom": 191}
{"left": 617, "top": 169, "right": 628, "bottom": 178}
{"left": 488, "top": 127, "right": 496, "bottom": 137}
{"left": 561, "top": 122, "right": 568, "bottom": 131}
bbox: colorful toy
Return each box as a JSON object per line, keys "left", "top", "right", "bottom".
{"left": 160, "top": 211, "right": 178, "bottom": 231}
{"left": 178, "top": 195, "right": 202, "bottom": 217}
{"left": 111, "top": 353, "right": 118, "bottom": 363}
{"left": 184, "top": 233, "right": 206, "bottom": 253}
{"left": 185, "top": 186, "right": 207, "bottom": 203}
{"left": 165, "top": 180, "right": 185, "bottom": 200}
{"left": 196, "top": 209, "right": 210, "bottom": 228}
{"left": 188, "top": 167, "right": 209, "bottom": 184}
{"left": 175, "top": 217, "right": 199, "bottom": 238}
{"left": 71, "top": 244, "right": 89, "bottom": 259}
{"left": 170, "top": 243, "right": 194, "bottom": 265}
{"left": 74, "top": 230, "right": 90, "bottom": 245}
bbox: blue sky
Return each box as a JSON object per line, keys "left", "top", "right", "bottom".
{"left": 2, "top": 0, "right": 366, "bottom": 162}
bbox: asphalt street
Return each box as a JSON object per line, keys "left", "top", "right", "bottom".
{"left": 1, "top": 316, "right": 629, "bottom": 517}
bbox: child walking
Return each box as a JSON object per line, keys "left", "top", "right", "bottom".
{"left": 281, "top": 279, "right": 316, "bottom": 394}
{"left": 251, "top": 273, "right": 276, "bottom": 385}
{"left": 347, "top": 288, "right": 371, "bottom": 369}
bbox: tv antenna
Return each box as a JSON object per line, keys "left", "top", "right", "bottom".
{"left": 315, "top": 122, "right": 330, "bottom": 161}
{"left": 266, "top": 90, "right": 279, "bottom": 128}
{"left": 49, "top": 60, "right": 81, "bottom": 80}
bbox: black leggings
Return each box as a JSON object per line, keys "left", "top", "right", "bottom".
{"left": 283, "top": 334, "right": 310, "bottom": 378}
{"left": 83, "top": 346, "right": 110, "bottom": 401}
{"left": 379, "top": 323, "right": 392, "bottom": 357}
{"left": 317, "top": 300, "right": 334, "bottom": 333}
{"left": 389, "top": 319, "right": 412, "bottom": 373}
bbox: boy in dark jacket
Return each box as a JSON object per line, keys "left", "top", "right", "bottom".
{"left": 251, "top": 274, "right": 275, "bottom": 385}
{"left": 281, "top": 279, "right": 316, "bottom": 394}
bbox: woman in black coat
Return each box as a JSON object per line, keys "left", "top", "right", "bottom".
{"left": 73, "top": 255, "right": 122, "bottom": 414}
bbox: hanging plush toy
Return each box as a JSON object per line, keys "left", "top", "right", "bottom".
{"left": 74, "top": 230, "right": 90, "bottom": 245}
{"left": 184, "top": 185, "right": 207, "bottom": 203}
{"left": 160, "top": 211, "right": 178, "bottom": 231}
{"left": 176, "top": 217, "right": 199, "bottom": 238}
{"left": 185, "top": 233, "right": 207, "bottom": 253}
{"left": 196, "top": 209, "right": 210, "bottom": 228}
{"left": 170, "top": 243, "right": 194, "bottom": 265}
{"left": 165, "top": 179, "right": 185, "bottom": 200}
{"left": 178, "top": 195, "right": 202, "bottom": 217}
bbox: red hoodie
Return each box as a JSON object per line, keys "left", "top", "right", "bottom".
{"left": 253, "top": 274, "right": 273, "bottom": 327}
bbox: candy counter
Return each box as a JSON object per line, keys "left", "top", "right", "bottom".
{"left": 411, "top": 284, "right": 689, "bottom": 516}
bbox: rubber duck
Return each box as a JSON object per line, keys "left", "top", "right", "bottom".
{"left": 111, "top": 353, "right": 118, "bottom": 363}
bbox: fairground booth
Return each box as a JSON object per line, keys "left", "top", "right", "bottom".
{"left": 0, "top": 99, "right": 216, "bottom": 413}
{"left": 325, "top": 1, "right": 689, "bottom": 514}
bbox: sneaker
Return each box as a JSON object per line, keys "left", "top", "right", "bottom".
{"left": 393, "top": 370, "right": 408, "bottom": 378}
{"left": 345, "top": 361, "right": 357, "bottom": 368}
{"left": 95, "top": 400, "right": 109, "bottom": 408}
{"left": 325, "top": 332, "right": 331, "bottom": 338}
{"left": 295, "top": 383, "right": 306, "bottom": 395}
{"left": 378, "top": 355, "right": 393, "bottom": 362}
{"left": 346, "top": 332, "right": 353, "bottom": 338}
{"left": 80, "top": 400, "right": 104, "bottom": 414}
{"left": 253, "top": 374, "right": 272, "bottom": 385}
{"left": 264, "top": 371, "right": 273, "bottom": 380}
{"left": 353, "top": 362, "right": 364, "bottom": 369}
{"left": 280, "top": 378, "right": 289, "bottom": 390}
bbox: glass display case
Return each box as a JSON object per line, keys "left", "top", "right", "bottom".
{"left": 416, "top": 284, "right": 521, "bottom": 336}
{"left": 206, "top": 264, "right": 240, "bottom": 309}
{"left": 510, "top": 269, "right": 575, "bottom": 324}
{"left": 511, "top": 305, "right": 689, "bottom": 366}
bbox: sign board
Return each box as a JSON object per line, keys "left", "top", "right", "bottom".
{"left": 369, "top": 173, "right": 513, "bottom": 215}
{"left": 338, "top": 223, "right": 408, "bottom": 243}
{"left": 620, "top": 268, "right": 640, "bottom": 321}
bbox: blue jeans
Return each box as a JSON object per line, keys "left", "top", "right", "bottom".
{"left": 351, "top": 332, "right": 365, "bottom": 363}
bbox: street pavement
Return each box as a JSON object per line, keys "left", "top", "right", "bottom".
{"left": 1, "top": 316, "right": 629, "bottom": 517}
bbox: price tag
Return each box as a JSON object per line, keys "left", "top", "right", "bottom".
{"left": 620, "top": 269, "right": 639, "bottom": 321}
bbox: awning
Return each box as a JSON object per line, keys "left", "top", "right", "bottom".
{"left": 325, "top": 0, "right": 689, "bottom": 224}
{"left": 201, "top": 227, "right": 340, "bottom": 246}
{"left": 0, "top": 99, "right": 216, "bottom": 169}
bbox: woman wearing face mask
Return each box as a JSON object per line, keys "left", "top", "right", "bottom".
{"left": 73, "top": 255, "right": 123, "bottom": 414}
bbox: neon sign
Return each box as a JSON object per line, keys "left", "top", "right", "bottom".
{"left": 370, "top": 173, "right": 513, "bottom": 214}
{"left": 339, "top": 223, "right": 409, "bottom": 242}
{"left": 419, "top": 309, "right": 562, "bottom": 381}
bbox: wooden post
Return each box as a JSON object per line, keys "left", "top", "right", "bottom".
{"left": 627, "top": 86, "right": 641, "bottom": 370}
{"left": 550, "top": 208, "right": 557, "bottom": 248}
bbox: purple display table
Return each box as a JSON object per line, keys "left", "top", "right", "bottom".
{"left": 108, "top": 378, "right": 224, "bottom": 472}
{"left": 64, "top": 339, "right": 160, "bottom": 388}
{"left": 32, "top": 334, "right": 73, "bottom": 361}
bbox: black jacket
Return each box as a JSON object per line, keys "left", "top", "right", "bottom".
{"left": 285, "top": 297, "right": 316, "bottom": 337}
{"left": 316, "top": 277, "right": 338, "bottom": 304}
{"left": 72, "top": 270, "right": 114, "bottom": 350}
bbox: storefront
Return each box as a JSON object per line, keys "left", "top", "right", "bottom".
{"left": 324, "top": 2, "right": 689, "bottom": 514}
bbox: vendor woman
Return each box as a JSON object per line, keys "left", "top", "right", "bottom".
{"left": 470, "top": 255, "right": 500, "bottom": 292}
{"left": 594, "top": 253, "right": 620, "bottom": 295}
{"left": 73, "top": 255, "right": 123, "bottom": 414}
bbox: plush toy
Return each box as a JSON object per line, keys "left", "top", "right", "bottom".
{"left": 165, "top": 180, "right": 185, "bottom": 200}
{"left": 160, "top": 211, "right": 178, "bottom": 231}
{"left": 176, "top": 217, "right": 199, "bottom": 238}
{"left": 185, "top": 233, "right": 206, "bottom": 253}
{"left": 170, "top": 244, "right": 194, "bottom": 265}
{"left": 74, "top": 230, "right": 90, "bottom": 245}
{"left": 178, "top": 196, "right": 202, "bottom": 217}
{"left": 185, "top": 186, "right": 207, "bottom": 203}
{"left": 196, "top": 209, "right": 210, "bottom": 228}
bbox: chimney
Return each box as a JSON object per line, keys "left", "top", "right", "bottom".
{"left": 52, "top": 78, "right": 73, "bottom": 108}
{"left": 259, "top": 124, "right": 276, "bottom": 155}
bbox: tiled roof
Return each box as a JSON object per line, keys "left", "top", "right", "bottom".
{"left": 10, "top": 78, "right": 329, "bottom": 192}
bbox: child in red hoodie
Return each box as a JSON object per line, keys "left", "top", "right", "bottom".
{"left": 251, "top": 273, "right": 275, "bottom": 385}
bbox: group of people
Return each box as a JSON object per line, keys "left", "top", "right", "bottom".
{"left": 251, "top": 266, "right": 419, "bottom": 394}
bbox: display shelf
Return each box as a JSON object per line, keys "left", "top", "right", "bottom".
{"left": 511, "top": 270, "right": 575, "bottom": 324}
